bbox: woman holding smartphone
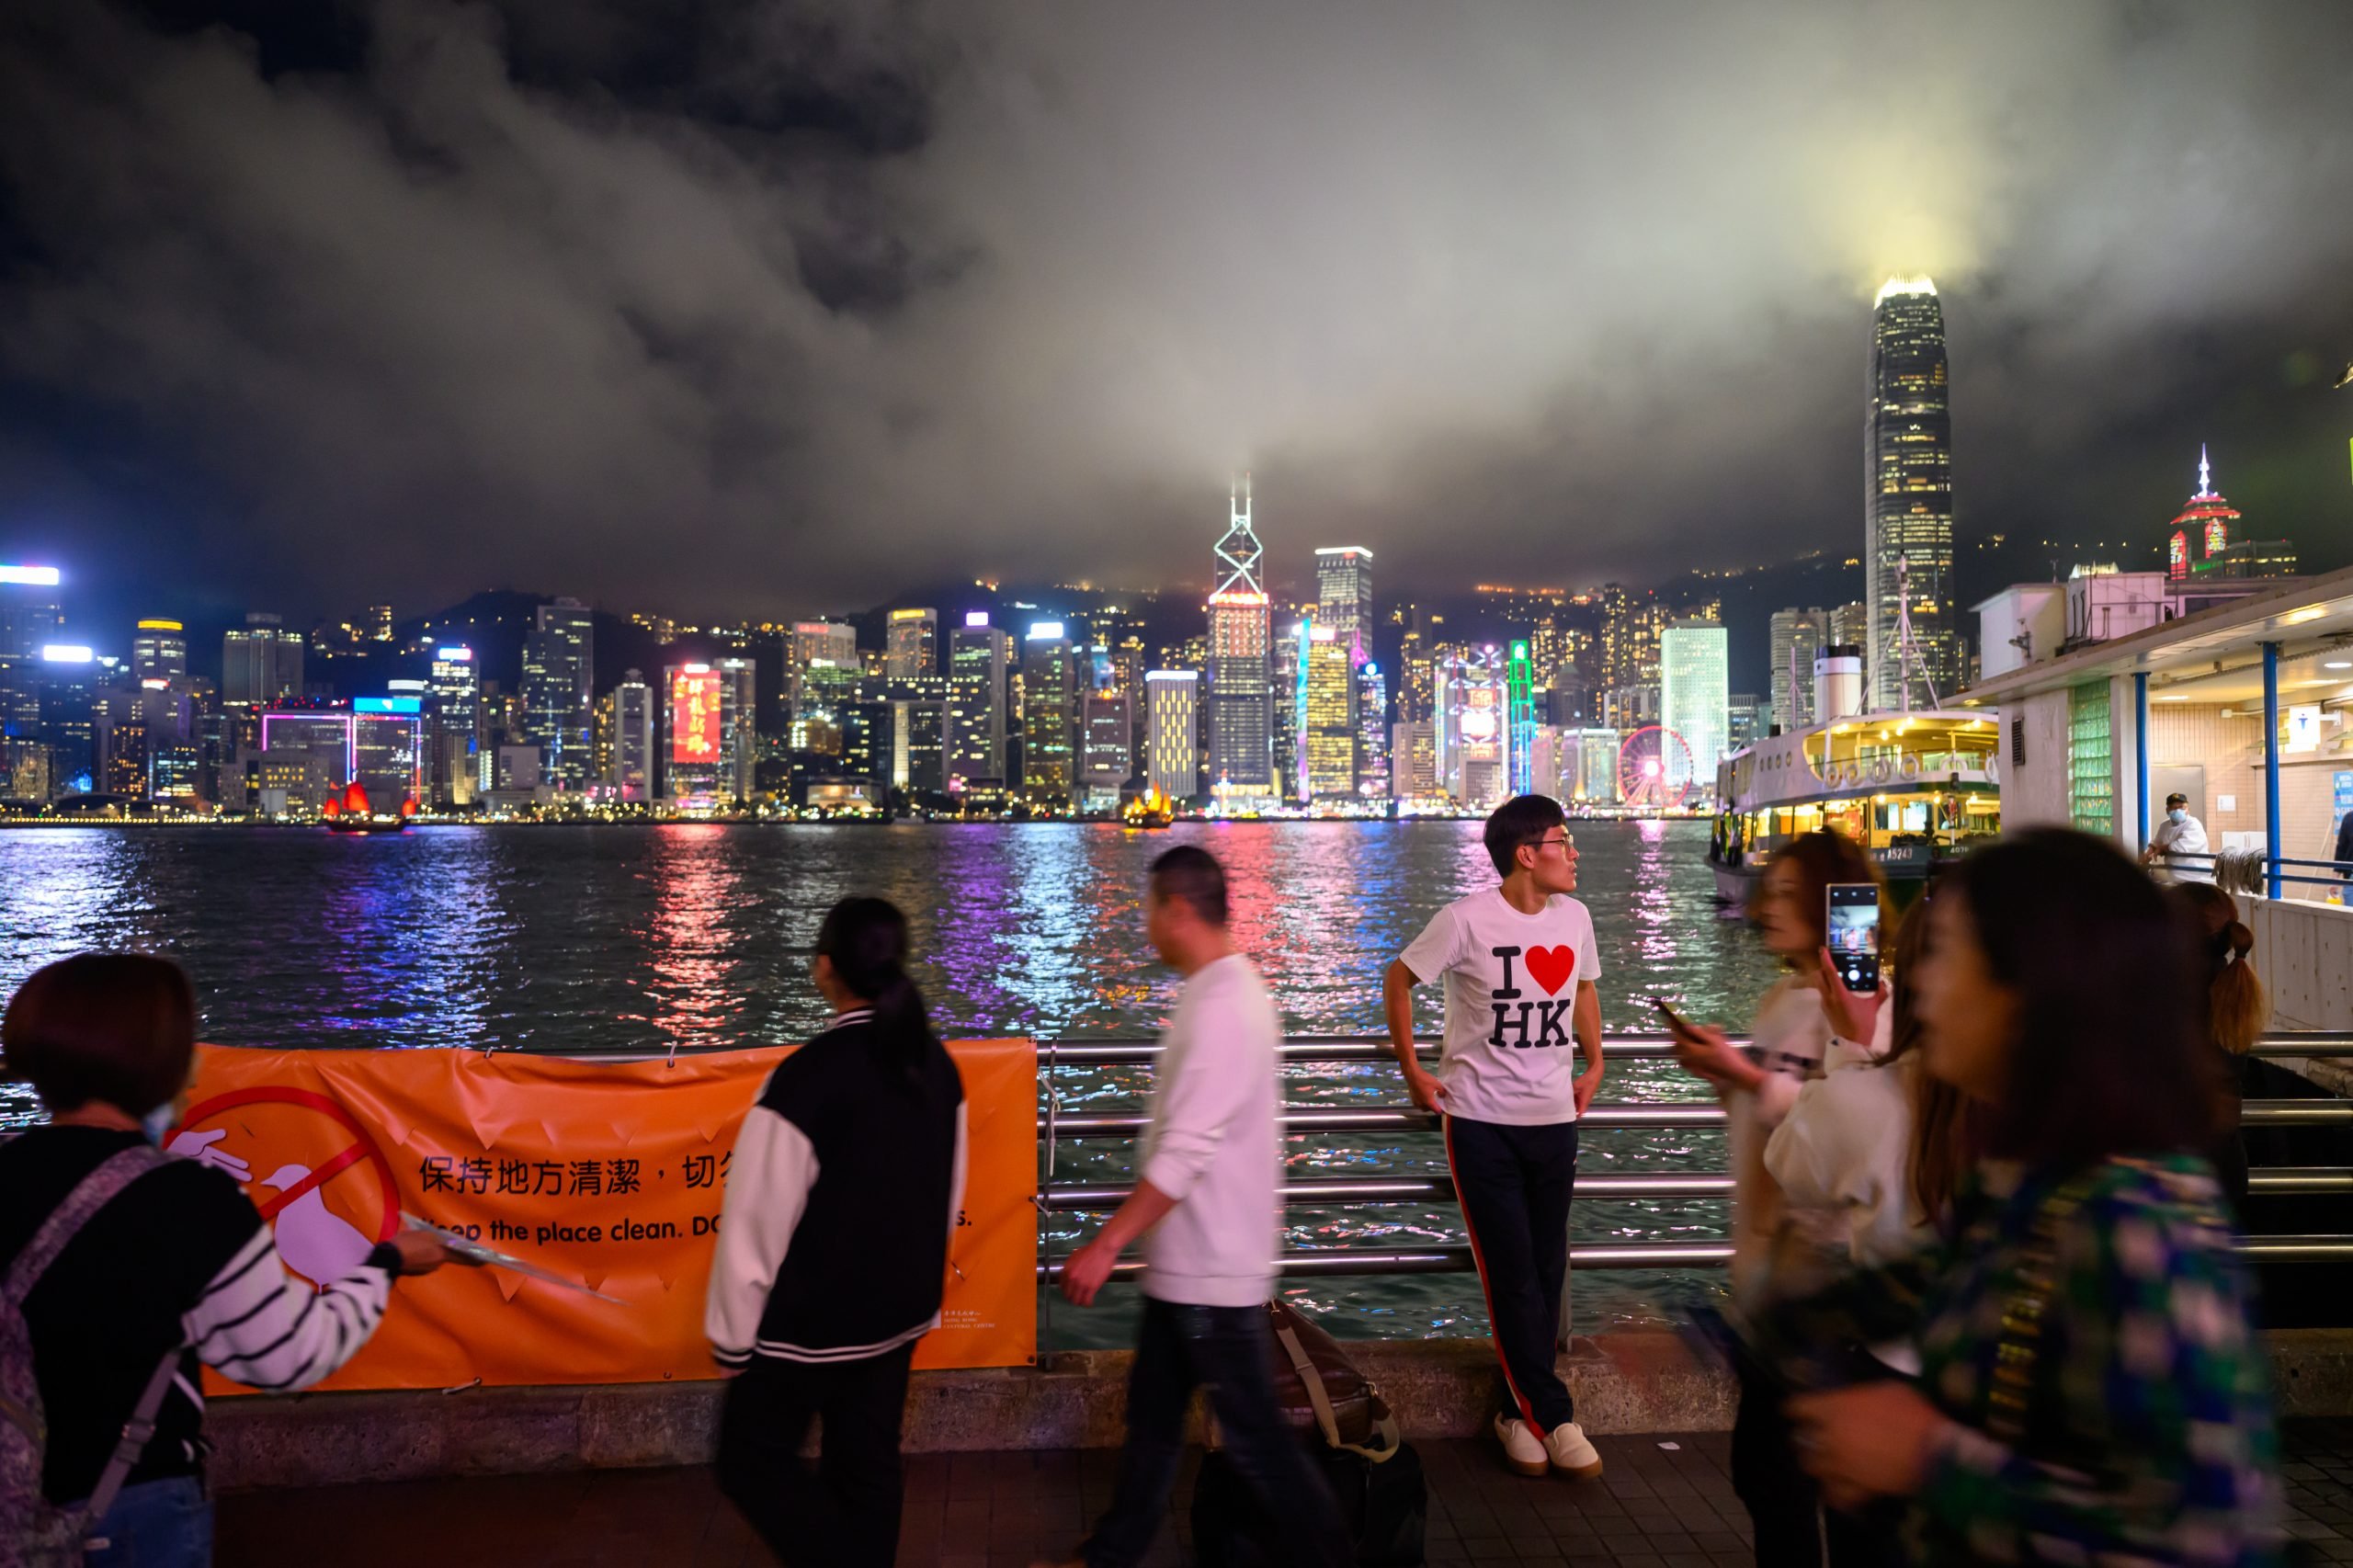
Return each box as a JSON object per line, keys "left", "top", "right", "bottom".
{"left": 1772, "top": 830, "right": 2277, "bottom": 1566}
{"left": 1665, "top": 830, "right": 1906, "bottom": 1568}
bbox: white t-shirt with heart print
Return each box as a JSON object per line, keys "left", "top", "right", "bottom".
{"left": 1398, "top": 888, "right": 1602, "bottom": 1127}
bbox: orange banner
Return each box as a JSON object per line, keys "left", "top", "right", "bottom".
{"left": 178, "top": 1040, "right": 1037, "bottom": 1392}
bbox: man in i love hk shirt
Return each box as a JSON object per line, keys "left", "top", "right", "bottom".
{"left": 1383, "top": 793, "right": 1606, "bottom": 1482}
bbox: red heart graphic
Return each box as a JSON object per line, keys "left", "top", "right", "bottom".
{"left": 1524, "top": 946, "right": 1577, "bottom": 996}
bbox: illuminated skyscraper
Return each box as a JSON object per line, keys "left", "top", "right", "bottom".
{"left": 1143, "top": 669, "right": 1199, "bottom": 801}
{"left": 1395, "top": 609, "right": 1439, "bottom": 723}
{"left": 611, "top": 669, "right": 655, "bottom": 801}
{"left": 1356, "top": 663, "right": 1390, "bottom": 800}
{"left": 788, "top": 621, "right": 858, "bottom": 711}
{"left": 1659, "top": 620, "right": 1729, "bottom": 799}
{"left": 717, "top": 657, "right": 757, "bottom": 804}
{"left": 0, "top": 564, "right": 64, "bottom": 662}
{"left": 1079, "top": 690, "right": 1134, "bottom": 805}
{"left": 2165, "top": 446, "right": 2240, "bottom": 581}
{"left": 131, "top": 620, "right": 187, "bottom": 681}
{"left": 1205, "top": 477, "right": 1274, "bottom": 803}
{"left": 1866, "top": 276, "right": 1961, "bottom": 710}
{"left": 947, "top": 616, "right": 1012, "bottom": 788}
{"left": 222, "top": 613, "right": 305, "bottom": 708}
{"left": 1436, "top": 645, "right": 1507, "bottom": 809}
{"left": 1020, "top": 622, "right": 1077, "bottom": 802}
{"left": 428, "top": 644, "right": 480, "bottom": 806}
{"left": 521, "top": 597, "right": 595, "bottom": 790}
{"left": 886, "top": 608, "right": 938, "bottom": 679}
{"left": 1313, "top": 547, "right": 1374, "bottom": 660}
{"left": 1506, "top": 639, "right": 1537, "bottom": 796}
{"left": 1302, "top": 624, "right": 1356, "bottom": 801}
{"left": 1767, "top": 608, "right": 1824, "bottom": 733}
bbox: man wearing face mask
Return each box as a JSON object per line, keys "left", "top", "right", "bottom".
{"left": 2142, "top": 792, "right": 2211, "bottom": 883}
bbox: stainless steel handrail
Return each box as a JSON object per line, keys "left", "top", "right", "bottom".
{"left": 2247, "top": 1169, "right": 2353, "bottom": 1194}
{"left": 2241, "top": 1103, "right": 2353, "bottom": 1126}
{"left": 1038, "top": 1098, "right": 2349, "bottom": 1139}
{"left": 1037, "top": 1102, "right": 1731, "bottom": 1136}
{"left": 1038, "top": 1241, "right": 1737, "bottom": 1281}
{"left": 1039, "top": 1235, "right": 2353, "bottom": 1280}
{"left": 1037, "top": 1172, "right": 1738, "bottom": 1211}
{"left": 1039, "top": 1167, "right": 2353, "bottom": 1210}
{"left": 1039, "top": 1031, "right": 2353, "bottom": 1065}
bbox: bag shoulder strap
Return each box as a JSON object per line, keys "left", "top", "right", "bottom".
{"left": 80, "top": 1350, "right": 182, "bottom": 1536}
{"left": 1984, "top": 1162, "right": 2109, "bottom": 1445}
{"left": 1272, "top": 1322, "right": 1342, "bottom": 1449}
{"left": 1273, "top": 1320, "right": 1402, "bottom": 1463}
{"left": 2, "top": 1145, "right": 171, "bottom": 1312}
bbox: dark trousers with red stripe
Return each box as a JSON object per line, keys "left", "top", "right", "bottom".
{"left": 1448, "top": 1115, "right": 1579, "bottom": 1433}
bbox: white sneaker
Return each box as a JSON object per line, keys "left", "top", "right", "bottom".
{"left": 1494, "top": 1414, "right": 1547, "bottom": 1477}
{"left": 1545, "top": 1420, "right": 1603, "bottom": 1479}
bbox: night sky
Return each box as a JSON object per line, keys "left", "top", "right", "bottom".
{"left": 4, "top": 0, "right": 2353, "bottom": 643}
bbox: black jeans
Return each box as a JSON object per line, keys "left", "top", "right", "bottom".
{"left": 1729, "top": 1341, "right": 1905, "bottom": 1568}
{"left": 1081, "top": 1297, "right": 1351, "bottom": 1568}
{"left": 715, "top": 1345, "right": 915, "bottom": 1568}
{"left": 1447, "top": 1115, "right": 1579, "bottom": 1431}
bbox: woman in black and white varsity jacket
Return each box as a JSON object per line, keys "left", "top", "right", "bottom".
{"left": 704, "top": 896, "right": 967, "bottom": 1568}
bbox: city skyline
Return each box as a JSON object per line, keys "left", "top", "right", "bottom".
{"left": 4, "top": 4, "right": 2352, "bottom": 635}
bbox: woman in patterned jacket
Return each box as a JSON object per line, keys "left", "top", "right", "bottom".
{"left": 1766, "top": 829, "right": 2281, "bottom": 1568}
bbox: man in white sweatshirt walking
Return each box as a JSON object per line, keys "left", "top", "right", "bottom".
{"left": 1043, "top": 845, "right": 1349, "bottom": 1568}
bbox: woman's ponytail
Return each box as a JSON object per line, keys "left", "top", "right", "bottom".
{"left": 2173, "top": 882, "right": 2268, "bottom": 1058}
{"left": 2209, "top": 918, "right": 2267, "bottom": 1057}
{"left": 814, "top": 897, "right": 938, "bottom": 1086}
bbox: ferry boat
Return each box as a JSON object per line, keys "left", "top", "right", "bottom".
{"left": 1705, "top": 710, "right": 2002, "bottom": 903}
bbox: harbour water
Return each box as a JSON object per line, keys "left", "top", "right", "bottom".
{"left": 0, "top": 818, "right": 1777, "bottom": 1343}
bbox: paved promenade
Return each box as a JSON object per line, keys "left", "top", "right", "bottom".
{"left": 217, "top": 1421, "right": 2353, "bottom": 1568}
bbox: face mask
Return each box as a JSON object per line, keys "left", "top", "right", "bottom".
{"left": 2168, "top": 809, "right": 2187, "bottom": 824}
{"left": 140, "top": 1103, "right": 178, "bottom": 1145}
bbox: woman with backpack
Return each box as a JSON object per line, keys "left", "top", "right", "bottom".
{"left": 703, "top": 896, "right": 968, "bottom": 1568}
{"left": 1772, "top": 830, "right": 2279, "bottom": 1565}
{"left": 2, "top": 953, "right": 463, "bottom": 1567}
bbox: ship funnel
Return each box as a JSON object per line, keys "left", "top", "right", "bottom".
{"left": 1813, "top": 644, "right": 1864, "bottom": 724}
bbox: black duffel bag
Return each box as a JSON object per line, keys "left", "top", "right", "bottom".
{"left": 1190, "top": 1301, "right": 1427, "bottom": 1567}
{"left": 1193, "top": 1438, "right": 1427, "bottom": 1568}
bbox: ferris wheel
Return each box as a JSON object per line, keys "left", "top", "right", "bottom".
{"left": 1617, "top": 725, "right": 1696, "bottom": 810}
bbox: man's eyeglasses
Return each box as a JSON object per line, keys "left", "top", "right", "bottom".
{"left": 1531, "top": 833, "right": 1574, "bottom": 853}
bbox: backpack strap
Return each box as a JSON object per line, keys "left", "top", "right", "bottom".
{"left": 1985, "top": 1162, "right": 2108, "bottom": 1446}
{"left": 80, "top": 1350, "right": 183, "bottom": 1540}
{"left": 2, "top": 1145, "right": 172, "bottom": 1313}
{"left": 1, "top": 1144, "right": 178, "bottom": 1526}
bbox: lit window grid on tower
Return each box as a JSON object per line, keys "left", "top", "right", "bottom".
{"left": 1144, "top": 671, "right": 1199, "bottom": 801}
{"left": 1355, "top": 665, "right": 1390, "bottom": 799}
{"left": 1659, "top": 623, "right": 1728, "bottom": 798}
{"left": 1313, "top": 548, "right": 1374, "bottom": 660}
{"left": 1506, "top": 640, "right": 1538, "bottom": 798}
{"left": 1302, "top": 628, "right": 1356, "bottom": 801}
{"left": 1206, "top": 479, "right": 1275, "bottom": 795}
{"left": 1866, "top": 282, "right": 1960, "bottom": 711}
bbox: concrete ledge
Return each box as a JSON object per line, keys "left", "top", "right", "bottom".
{"left": 210, "top": 1328, "right": 2348, "bottom": 1491}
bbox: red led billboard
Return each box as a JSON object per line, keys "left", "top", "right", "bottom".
{"left": 671, "top": 668, "right": 721, "bottom": 764}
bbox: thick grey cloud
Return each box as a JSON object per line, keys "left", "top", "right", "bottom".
{"left": 3, "top": 0, "right": 2351, "bottom": 622}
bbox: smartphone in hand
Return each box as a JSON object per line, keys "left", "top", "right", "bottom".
{"left": 1649, "top": 994, "right": 1697, "bottom": 1036}
{"left": 1824, "top": 883, "right": 1882, "bottom": 994}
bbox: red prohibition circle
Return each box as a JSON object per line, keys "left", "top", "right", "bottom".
{"left": 179, "top": 1085, "right": 403, "bottom": 1244}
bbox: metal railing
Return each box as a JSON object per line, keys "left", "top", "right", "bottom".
{"left": 1040, "top": 1030, "right": 2353, "bottom": 1066}
{"left": 1037, "top": 1031, "right": 2353, "bottom": 1281}
{"left": 2159, "top": 850, "right": 2352, "bottom": 892}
